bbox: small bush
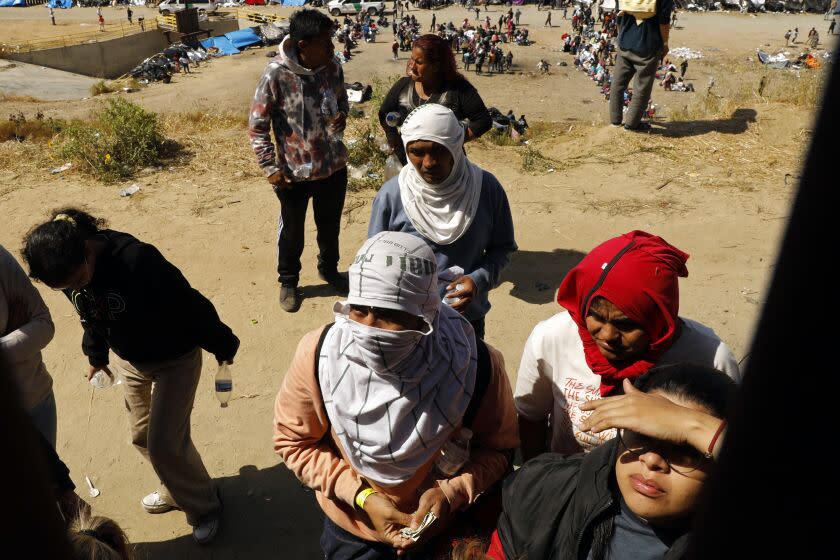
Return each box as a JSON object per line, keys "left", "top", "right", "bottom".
{"left": 0, "top": 111, "right": 63, "bottom": 142}
{"left": 90, "top": 80, "right": 114, "bottom": 97}
{"left": 51, "top": 98, "right": 166, "bottom": 182}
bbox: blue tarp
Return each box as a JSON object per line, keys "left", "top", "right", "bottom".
{"left": 0, "top": 0, "right": 26, "bottom": 7}
{"left": 47, "top": 0, "right": 73, "bottom": 7}
{"left": 224, "top": 28, "right": 262, "bottom": 49}
{"left": 283, "top": 0, "right": 305, "bottom": 5}
{"left": 200, "top": 36, "right": 241, "bottom": 56}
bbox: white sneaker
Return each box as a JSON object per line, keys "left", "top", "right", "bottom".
{"left": 141, "top": 491, "right": 178, "bottom": 514}
{"left": 192, "top": 516, "right": 220, "bottom": 545}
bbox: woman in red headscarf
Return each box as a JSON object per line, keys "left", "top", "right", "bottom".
{"left": 513, "top": 231, "right": 741, "bottom": 460}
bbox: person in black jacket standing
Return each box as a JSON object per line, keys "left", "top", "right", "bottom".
{"left": 378, "top": 34, "right": 491, "bottom": 165}
{"left": 22, "top": 208, "right": 240, "bottom": 545}
{"left": 492, "top": 363, "right": 735, "bottom": 560}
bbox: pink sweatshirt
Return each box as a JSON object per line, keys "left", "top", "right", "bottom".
{"left": 274, "top": 325, "right": 520, "bottom": 541}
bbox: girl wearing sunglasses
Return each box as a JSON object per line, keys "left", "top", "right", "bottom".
{"left": 489, "top": 363, "right": 735, "bottom": 560}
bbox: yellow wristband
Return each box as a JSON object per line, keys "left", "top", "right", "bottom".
{"left": 355, "top": 487, "right": 377, "bottom": 510}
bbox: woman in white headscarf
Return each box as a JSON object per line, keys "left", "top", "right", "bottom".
{"left": 368, "top": 103, "right": 517, "bottom": 340}
{"left": 274, "top": 231, "right": 519, "bottom": 559}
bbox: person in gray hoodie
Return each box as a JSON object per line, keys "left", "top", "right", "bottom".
{"left": 249, "top": 9, "right": 350, "bottom": 313}
{"left": 0, "top": 244, "right": 56, "bottom": 447}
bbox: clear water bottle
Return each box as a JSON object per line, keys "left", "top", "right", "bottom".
{"left": 384, "top": 154, "right": 403, "bottom": 181}
{"left": 384, "top": 111, "right": 401, "bottom": 128}
{"left": 290, "top": 162, "right": 313, "bottom": 180}
{"left": 90, "top": 369, "right": 121, "bottom": 389}
{"left": 435, "top": 427, "right": 472, "bottom": 477}
{"left": 442, "top": 283, "right": 464, "bottom": 306}
{"left": 321, "top": 90, "right": 343, "bottom": 142}
{"left": 215, "top": 362, "right": 233, "bottom": 408}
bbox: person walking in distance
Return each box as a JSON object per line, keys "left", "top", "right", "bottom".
{"left": 99, "top": 13, "right": 105, "bottom": 32}
{"left": 828, "top": 19, "right": 836, "bottom": 35}
{"left": 609, "top": 0, "right": 673, "bottom": 131}
{"left": 127, "top": 6, "right": 133, "bottom": 25}
{"left": 249, "top": 9, "right": 350, "bottom": 312}
{"left": 49, "top": 6, "right": 56, "bottom": 26}
{"left": 430, "top": 12, "right": 436, "bottom": 31}
{"left": 679, "top": 58, "right": 688, "bottom": 78}
{"left": 545, "top": 10, "right": 552, "bottom": 27}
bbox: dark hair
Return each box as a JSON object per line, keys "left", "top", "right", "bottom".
{"left": 22, "top": 208, "right": 106, "bottom": 285}
{"left": 412, "top": 34, "right": 463, "bottom": 82}
{"left": 290, "top": 8, "right": 335, "bottom": 44}
{"left": 634, "top": 362, "right": 738, "bottom": 419}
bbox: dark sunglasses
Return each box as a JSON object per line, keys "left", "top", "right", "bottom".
{"left": 618, "top": 429, "right": 709, "bottom": 475}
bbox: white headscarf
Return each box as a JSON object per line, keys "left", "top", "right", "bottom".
{"left": 319, "top": 232, "right": 477, "bottom": 487}
{"left": 398, "top": 103, "right": 484, "bottom": 246}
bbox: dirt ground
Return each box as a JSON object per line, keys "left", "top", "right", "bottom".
{"left": 0, "top": 5, "right": 833, "bottom": 558}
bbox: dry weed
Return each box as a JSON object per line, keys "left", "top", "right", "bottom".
{"left": 582, "top": 195, "right": 688, "bottom": 216}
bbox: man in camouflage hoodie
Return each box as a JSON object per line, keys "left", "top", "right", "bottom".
{"left": 249, "top": 9, "right": 350, "bottom": 312}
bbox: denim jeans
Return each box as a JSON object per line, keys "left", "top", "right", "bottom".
{"left": 320, "top": 517, "right": 436, "bottom": 560}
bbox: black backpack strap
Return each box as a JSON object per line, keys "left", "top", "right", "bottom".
{"left": 313, "top": 322, "right": 336, "bottom": 438}
{"left": 462, "top": 339, "right": 492, "bottom": 430}
{"left": 314, "top": 322, "right": 335, "bottom": 377}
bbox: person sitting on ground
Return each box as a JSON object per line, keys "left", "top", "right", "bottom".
{"left": 274, "top": 231, "right": 519, "bottom": 559}
{"left": 22, "top": 208, "right": 240, "bottom": 544}
{"left": 514, "top": 231, "right": 740, "bottom": 461}
{"left": 69, "top": 511, "right": 132, "bottom": 560}
{"left": 379, "top": 34, "right": 491, "bottom": 165}
{"left": 369, "top": 104, "right": 516, "bottom": 340}
{"left": 490, "top": 363, "right": 737, "bottom": 560}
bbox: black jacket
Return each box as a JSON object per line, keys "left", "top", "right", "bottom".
{"left": 496, "top": 440, "right": 689, "bottom": 560}
{"left": 378, "top": 76, "right": 492, "bottom": 164}
{"left": 66, "top": 230, "right": 239, "bottom": 367}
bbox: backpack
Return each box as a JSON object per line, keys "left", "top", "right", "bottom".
{"left": 314, "top": 322, "right": 492, "bottom": 431}
{"left": 618, "top": 0, "right": 658, "bottom": 25}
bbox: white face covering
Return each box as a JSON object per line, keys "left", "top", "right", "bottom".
{"left": 346, "top": 319, "right": 425, "bottom": 377}
{"left": 319, "top": 232, "right": 477, "bottom": 486}
{"left": 398, "top": 103, "right": 484, "bottom": 245}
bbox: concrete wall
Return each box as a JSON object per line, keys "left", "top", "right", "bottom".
{"left": 4, "top": 19, "right": 241, "bottom": 80}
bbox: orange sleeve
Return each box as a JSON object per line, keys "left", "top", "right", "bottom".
{"left": 273, "top": 326, "right": 364, "bottom": 507}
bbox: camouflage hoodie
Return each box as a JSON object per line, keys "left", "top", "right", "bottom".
{"left": 248, "top": 36, "right": 349, "bottom": 182}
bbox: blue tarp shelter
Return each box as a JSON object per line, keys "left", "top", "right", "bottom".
{"left": 0, "top": 0, "right": 26, "bottom": 7}
{"left": 48, "top": 0, "right": 73, "bottom": 7}
{"left": 283, "top": 0, "right": 305, "bottom": 5}
{"left": 200, "top": 36, "right": 241, "bottom": 55}
{"left": 224, "top": 28, "right": 261, "bottom": 49}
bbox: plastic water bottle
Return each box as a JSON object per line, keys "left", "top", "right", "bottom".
{"left": 90, "top": 369, "right": 121, "bottom": 389}
{"left": 442, "top": 283, "right": 464, "bottom": 306}
{"left": 290, "top": 162, "right": 313, "bottom": 180}
{"left": 215, "top": 362, "right": 233, "bottom": 408}
{"left": 384, "top": 154, "right": 403, "bottom": 181}
{"left": 384, "top": 111, "right": 401, "bottom": 128}
{"left": 435, "top": 427, "right": 472, "bottom": 477}
{"left": 321, "top": 90, "right": 343, "bottom": 142}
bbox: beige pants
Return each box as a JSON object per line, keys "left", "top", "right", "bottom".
{"left": 115, "top": 347, "right": 220, "bottom": 526}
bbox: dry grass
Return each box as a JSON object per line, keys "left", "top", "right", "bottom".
{"left": 581, "top": 195, "right": 689, "bottom": 216}
{"left": 0, "top": 111, "right": 62, "bottom": 142}
{"left": 0, "top": 93, "right": 42, "bottom": 103}
{"left": 161, "top": 110, "right": 250, "bottom": 135}
{"left": 669, "top": 58, "right": 825, "bottom": 122}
